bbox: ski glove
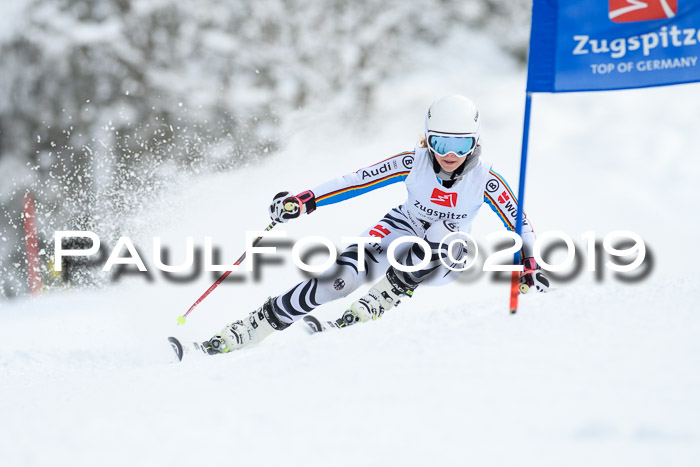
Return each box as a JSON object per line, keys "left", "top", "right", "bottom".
{"left": 269, "top": 190, "right": 317, "bottom": 223}
{"left": 520, "top": 257, "right": 550, "bottom": 294}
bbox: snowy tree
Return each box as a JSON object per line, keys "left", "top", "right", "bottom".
{"left": 0, "top": 0, "right": 530, "bottom": 297}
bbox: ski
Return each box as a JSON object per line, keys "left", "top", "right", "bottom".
{"left": 302, "top": 315, "right": 341, "bottom": 333}
{"left": 170, "top": 312, "right": 356, "bottom": 358}
{"left": 168, "top": 336, "right": 211, "bottom": 361}
{"left": 302, "top": 311, "right": 360, "bottom": 334}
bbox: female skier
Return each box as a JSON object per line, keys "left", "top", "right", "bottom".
{"left": 204, "top": 94, "right": 549, "bottom": 354}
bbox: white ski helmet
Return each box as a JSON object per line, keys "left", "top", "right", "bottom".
{"left": 425, "top": 94, "right": 481, "bottom": 159}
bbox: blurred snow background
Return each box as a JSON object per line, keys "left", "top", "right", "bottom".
{"left": 1, "top": 1, "right": 700, "bottom": 466}
{"left": 0, "top": 0, "right": 530, "bottom": 296}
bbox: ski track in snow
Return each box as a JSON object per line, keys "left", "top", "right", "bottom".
{"left": 2, "top": 28, "right": 700, "bottom": 467}
{"left": 2, "top": 281, "right": 699, "bottom": 466}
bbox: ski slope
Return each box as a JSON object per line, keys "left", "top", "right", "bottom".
{"left": 2, "top": 30, "right": 700, "bottom": 467}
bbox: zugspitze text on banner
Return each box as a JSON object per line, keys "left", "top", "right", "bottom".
{"left": 527, "top": 0, "right": 700, "bottom": 92}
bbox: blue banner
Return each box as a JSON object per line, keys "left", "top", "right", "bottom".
{"left": 527, "top": 0, "right": 700, "bottom": 92}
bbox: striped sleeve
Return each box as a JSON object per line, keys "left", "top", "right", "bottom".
{"left": 313, "top": 152, "right": 414, "bottom": 207}
{"left": 483, "top": 169, "right": 536, "bottom": 257}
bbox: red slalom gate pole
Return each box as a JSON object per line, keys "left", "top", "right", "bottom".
{"left": 22, "top": 192, "right": 42, "bottom": 295}
{"left": 176, "top": 220, "right": 278, "bottom": 325}
{"left": 509, "top": 271, "right": 520, "bottom": 314}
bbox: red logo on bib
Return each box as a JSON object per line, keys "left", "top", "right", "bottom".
{"left": 430, "top": 188, "right": 457, "bottom": 207}
{"left": 609, "top": 0, "right": 677, "bottom": 23}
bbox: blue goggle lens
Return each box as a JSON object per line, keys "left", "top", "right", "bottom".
{"left": 428, "top": 135, "right": 475, "bottom": 157}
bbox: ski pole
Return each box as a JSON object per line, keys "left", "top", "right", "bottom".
{"left": 176, "top": 220, "right": 279, "bottom": 325}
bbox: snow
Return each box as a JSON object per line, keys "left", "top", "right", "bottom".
{"left": 2, "top": 15, "right": 700, "bottom": 467}
{"left": 2, "top": 281, "right": 699, "bottom": 466}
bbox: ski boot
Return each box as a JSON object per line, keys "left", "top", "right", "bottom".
{"left": 203, "top": 297, "right": 290, "bottom": 354}
{"left": 344, "top": 268, "right": 416, "bottom": 325}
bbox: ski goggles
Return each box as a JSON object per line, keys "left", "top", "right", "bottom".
{"left": 427, "top": 133, "right": 477, "bottom": 158}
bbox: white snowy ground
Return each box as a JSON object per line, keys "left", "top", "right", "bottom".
{"left": 2, "top": 31, "right": 700, "bottom": 467}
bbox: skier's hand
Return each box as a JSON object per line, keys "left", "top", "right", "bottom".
{"left": 520, "top": 257, "right": 550, "bottom": 294}
{"left": 269, "top": 190, "right": 316, "bottom": 223}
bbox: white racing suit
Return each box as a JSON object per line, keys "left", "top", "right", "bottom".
{"left": 272, "top": 147, "right": 536, "bottom": 323}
